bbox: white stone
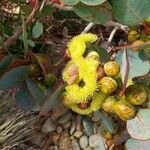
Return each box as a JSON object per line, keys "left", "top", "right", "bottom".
{"left": 72, "top": 139, "right": 81, "bottom": 150}
{"left": 89, "top": 134, "right": 103, "bottom": 148}
{"left": 42, "top": 118, "right": 56, "bottom": 134}
{"left": 79, "top": 135, "right": 89, "bottom": 149}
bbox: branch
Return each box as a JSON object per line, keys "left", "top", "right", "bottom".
{"left": 81, "top": 23, "right": 95, "bottom": 34}
{"left": 121, "top": 49, "right": 130, "bottom": 96}
{"left": 108, "top": 26, "right": 118, "bottom": 43}
{"left": 0, "top": 0, "right": 42, "bottom": 52}
{"left": 108, "top": 131, "right": 130, "bottom": 150}
{"left": 114, "top": 41, "right": 150, "bottom": 52}
{"left": 104, "top": 21, "right": 129, "bottom": 32}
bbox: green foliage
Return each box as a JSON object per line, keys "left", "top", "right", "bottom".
{"left": 127, "top": 109, "right": 150, "bottom": 140}
{"left": 0, "top": 55, "right": 14, "bottom": 75}
{"left": 62, "top": 0, "right": 79, "bottom": 5}
{"left": 26, "top": 78, "right": 46, "bottom": 106}
{"left": 40, "top": 85, "right": 65, "bottom": 114}
{"left": 73, "top": 2, "right": 112, "bottom": 24}
{"left": 110, "top": 0, "right": 150, "bottom": 26}
{"left": 116, "top": 49, "right": 150, "bottom": 80}
{"left": 15, "top": 83, "right": 35, "bottom": 110}
{"left": 63, "top": 0, "right": 107, "bottom": 6}
{"left": 81, "top": 0, "right": 106, "bottom": 6}
{"left": 1, "top": 1, "right": 150, "bottom": 149}
{"left": 0, "top": 66, "right": 29, "bottom": 90}
{"left": 32, "top": 22, "right": 43, "bottom": 39}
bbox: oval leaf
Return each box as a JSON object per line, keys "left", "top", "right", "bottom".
{"left": 26, "top": 78, "right": 46, "bottom": 106}
{"left": 62, "top": 0, "right": 79, "bottom": 5}
{"left": 73, "top": 2, "right": 112, "bottom": 24}
{"left": 40, "top": 85, "right": 65, "bottom": 114}
{"left": 116, "top": 49, "right": 150, "bottom": 80}
{"left": 81, "top": 0, "right": 106, "bottom": 6}
{"left": 111, "top": 0, "right": 150, "bottom": 26}
{"left": 15, "top": 83, "right": 35, "bottom": 110}
{"left": 125, "top": 138, "right": 150, "bottom": 150}
{"left": 0, "top": 66, "right": 29, "bottom": 90}
{"left": 32, "top": 22, "right": 43, "bottom": 39}
{"left": 127, "top": 109, "right": 150, "bottom": 140}
{"left": 0, "top": 54, "right": 14, "bottom": 75}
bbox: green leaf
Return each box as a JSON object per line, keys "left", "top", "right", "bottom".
{"left": 32, "top": 22, "right": 43, "bottom": 39}
{"left": 62, "top": 0, "right": 79, "bottom": 5}
{"left": 87, "top": 44, "right": 111, "bottom": 63}
{"left": 40, "top": 85, "right": 65, "bottom": 114}
{"left": 98, "top": 47, "right": 111, "bottom": 63}
{"left": 0, "top": 66, "right": 29, "bottom": 90}
{"left": 125, "top": 138, "right": 150, "bottom": 150}
{"left": 139, "top": 50, "right": 150, "bottom": 61}
{"left": 111, "top": 0, "right": 150, "bottom": 26}
{"left": 0, "top": 54, "right": 14, "bottom": 75}
{"left": 73, "top": 2, "right": 112, "bottom": 24}
{"left": 28, "top": 40, "right": 35, "bottom": 47}
{"left": 144, "top": 47, "right": 150, "bottom": 58}
{"left": 22, "top": 15, "right": 28, "bottom": 52}
{"left": 0, "top": 35, "right": 3, "bottom": 46}
{"left": 39, "top": 5, "right": 54, "bottom": 17}
{"left": 99, "top": 111, "right": 117, "bottom": 134}
{"left": 26, "top": 79, "right": 46, "bottom": 106}
{"left": 63, "top": 0, "right": 106, "bottom": 6}
{"left": 15, "top": 83, "right": 35, "bottom": 110}
{"left": 81, "top": 0, "right": 106, "bottom": 6}
{"left": 127, "top": 109, "right": 150, "bottom": 140}
{"left": 116, "top": 49, "right": 150, "bottom": 79}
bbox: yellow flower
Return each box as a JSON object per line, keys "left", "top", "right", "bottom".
{"left": 67, "top": 33, "right": 98, "bottom": 59}
{"left": 64, "top": 57, "right": 99, "bottom": 103}
{"left": 91, "top": 92, "right": 107, "bottom": 111}
{"left": 63, "top": 92, "right": 107, "bottom": 115}
{"left": 62, "top": 60, "right": 79, "bottom": 84}
{"left": 69, "top": 104, "right": 93, "bottom": 115}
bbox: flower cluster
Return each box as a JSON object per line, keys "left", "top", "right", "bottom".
{"left": 61, "top": 33, "right": 149, "bottom": 119}
{"left": 62, "top": 33, "right": 108, "bottom": 114}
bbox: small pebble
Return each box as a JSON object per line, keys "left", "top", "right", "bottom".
{"left": 84, "top": 146, "right": 92, "bottom": 150}
{"left": 42, "top": 118, "right": 56, "bottom": 134}
{"left": 72, "top": 139, "right": 81, "bottom": 150}
{"left": 30, "top": 132, "right": 44, "bottom": 146}
{"left": 70, "top": 121, "right": 76, "bottom": 135}
{"left": 49, "top": 145, "right": 59, "bottom": 150}
{"left": 92, "top": 111, "right": 101, "bottom": 122}
{"left": 51, "top": 132, "right": 60, "bottom": 144}
{"left": 89, "top": 134, "right": 103, "bottom": 148}
{"left": 82, "top": 117, "right": 94, "bottom": 136}
{"left": 58, "top": 113, "right": 72, "bottom": 124}
{"left": 76, "top": 115, "right": 82, "bottom": 131}
{"left": 79, "top": 135, "right": 89, "bottom": 149}
{"left": 63, "top": 121, "right": 71, "bottom": 129}
{"left": 74, "top": 131, "right": 83, "bottom": 138}
{"left": 59, "top": 130, "right": 72, "bottom": 150}
{"left": 56, "top": 126, "right": 63, "bottom": 134}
